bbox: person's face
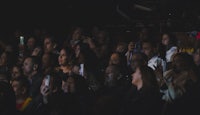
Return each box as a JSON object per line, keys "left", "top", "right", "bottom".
{"left": 162, "top": 34, "right": 170, "bottom": 46}
{"left": 131, "top": 68, "right": 142, "bottom": 87}
{"left": 75, "top": 45, "right": 80, "bottom": 58}
{"left": 12, "top": 81, "right": 22, "bottom": 98}
{"left": 27, "top": 37, "right": 35, "bottom": 49}
{"left": 116, "top": 44, "right": 126, "bottom": 53}
{"left": 142, "top": 43, "right": 153, "bottom": 58}
{"left": 0, "top": 52, "right": 7, "bottom": 66}
{"left": 104, "top": 66, "right": 117, "bottom": 87}
{"left": 23, "top": 58, "right": 33, "bottom": 76}
{"left": 109, "top": 53, "right": 120, "bottom": 65}
{"left": 62, "top": 77, "right": 75, "bottom": 93}
{"left": 42, "top": 53, "right": 50, "bottom": 68}
{"left": 58, "top": 49, "right": 68, "bottom": 66}
{"left": 11, "top": 66, "right": 21, "bottom": 79}
{"left": 128, "top": 42, "right": 134, "bottom": 51}
{"left": 97, "top": 31, "right": 106, "bottom": 44}
{"left": 72, "top": 28, "right": 81, "bottom": 40}
{"left": 44, "top": 38, "right": 54, "bottom": 53}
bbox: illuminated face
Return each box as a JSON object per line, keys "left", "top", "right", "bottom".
{"left": 58, "top": 49, "right": 68, "bottom": 66}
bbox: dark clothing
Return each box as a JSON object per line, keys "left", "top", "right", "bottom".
{"left": 93, "top": 85, "right": 129, "bottom": 115}
{"left": 0, "top": 81, "right": 16, "bottom": 115}
{"left": 29, "top": 72, "right": 43, "bottom": 99}
{"left": 120, "top": 86, "right": 163, "bottom": 115}
{"left": 163, "top": 80, "right": 200, "bottom": 115}
{"left": 26, "top": 91, "right": 64, "bottom": 115}
{"left": 61, "top": 92, "right": 93, "bottom": 115}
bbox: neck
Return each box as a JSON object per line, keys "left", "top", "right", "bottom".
{"left": 137, "top": 82, "right": 143, "bottom": 90}
{"left": 60, "top": 65, "right": 71, "bottom": 73}
{"left": 16, "top": 96, "right": 27, "bottom": 104}
{"left": 28, "top": 71, "right": 37, "bottom": 79}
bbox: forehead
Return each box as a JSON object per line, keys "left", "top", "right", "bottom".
{"left": 12, "top": 80, "right": 20, "bottom": 85}
{"left": 44, "top": 38, "right": 52, "bottom": 43}
{"left": 28, "top": 37, "right": 35, "bottom": 41}
{"left": 142, "top": 42, "right": 152, "bottom": 48}
{"left": 13, "top": 66, "right": 19, "bottom": 70}
{"left": 24, "top": 58, "right": 32, "bottom": 63}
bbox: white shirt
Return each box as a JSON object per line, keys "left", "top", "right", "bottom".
{"left": 166, "top": 46, "right": 178, "bottom": 62}
{"left": 148, "top": 56, "right": 166, "bottom": 72}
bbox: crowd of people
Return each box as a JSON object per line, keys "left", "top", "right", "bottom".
{"left": 0, "top": 26, "right": 200, "bottom": 115}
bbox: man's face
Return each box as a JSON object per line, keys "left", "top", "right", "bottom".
{"left": 42, "top": 53, "right": 50, "bottom": 68}
{"left": 23, "top": 58, "right": 33, "bottom": 76}
{"left": 27, "top": 37, "right": 36, "bottom": 50}
{"left": 142, "top": 43, "right": 153, "bottom": 58}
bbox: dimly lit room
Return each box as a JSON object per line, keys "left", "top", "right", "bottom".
{"left": 0, "top": 0, "right": 200, "bottom": 115}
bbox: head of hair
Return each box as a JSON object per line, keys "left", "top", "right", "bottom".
{"left": 161, "top": 32, "right": 177, "bottom": 46}
{"left": 12, "top": 77, "right": 30, "bottom": 96}
{"left": 137, "top": 65, "right": 159, "bottom": 92}
{"left": 0, "top": 81, "right": 16, "bottom": 114}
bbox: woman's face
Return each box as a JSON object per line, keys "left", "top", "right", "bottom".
{"left": 131, "top": 67, "right": 142, "bottom": 88}
{"left": 58, "top": 49, "right": 68, "bottom": 66}
{"left": 62, "top": 77, "right": 75, "bottom": 93}
{"left": 162, "top": 34, "right": 170, "bottom": 46}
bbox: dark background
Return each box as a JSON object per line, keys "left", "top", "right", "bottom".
{"left": 0, "top": 0, "right": 200, "bottom": 34}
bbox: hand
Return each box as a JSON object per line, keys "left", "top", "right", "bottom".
{"left": 40, "top": 85, "right": 50, "bottom": 97}
{"left": 154, "top": 64, "right": 164, "bottom": 86}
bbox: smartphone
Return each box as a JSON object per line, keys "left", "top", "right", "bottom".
{"left": 45, "top": 75, "right": 50, "bottom": 87}
{"left": 19, "top": 36, "right": 24, "bottom": 45}
{"left": 79, "top": 64, "right": 84, "bottom": 76}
